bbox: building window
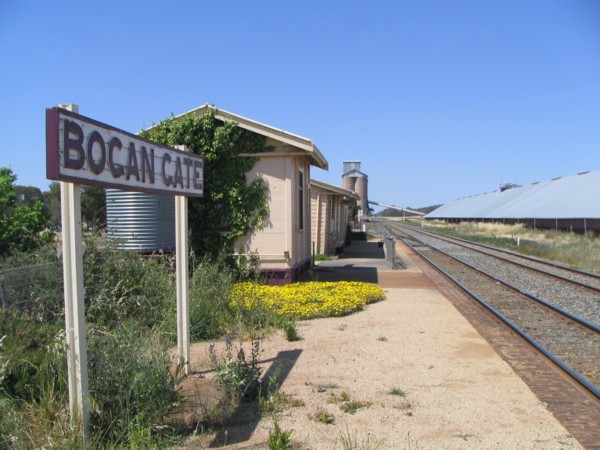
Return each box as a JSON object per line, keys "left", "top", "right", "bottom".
{"left": 298, "top": 169, "right": 304, "bottom": 230}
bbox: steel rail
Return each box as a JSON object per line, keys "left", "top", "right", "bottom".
{"left": 403, "top": 238, "right": 600, "bottom": 400}
{"left": 422, "top": 239, "right": 600, "bottom": 333}
{"left": 389, "top": 222, "right": 600, "bottom": 293}
{"left": 395, "top": 220, "right": 600, "bottom": 281}
{"left": 412, "top": 224, "right": 600, "bottom": 280}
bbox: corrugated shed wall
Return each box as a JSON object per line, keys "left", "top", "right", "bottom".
{"left": 426, "top": 170, "right": 600, "bottom": 232}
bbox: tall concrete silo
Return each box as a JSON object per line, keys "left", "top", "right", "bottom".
{"left": 342, "top": 174, "right": 357, "bottom": 192}
{"left": 355, "top": 175, "right": 368, "bottom": 216}
{"left": 106, "top": 189, "right": 175, "bottom": 251}
{"left": 342, "top": 161, "right": 368, "bottom": 218}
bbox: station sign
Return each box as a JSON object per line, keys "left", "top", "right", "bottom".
{"left": 46, "top": 107, "right": 203, "bottom": 197}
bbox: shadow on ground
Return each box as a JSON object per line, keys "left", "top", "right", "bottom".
{"left": 209, "top": 349, "right": 302, "bottom": 447}
{"left": 304, "top": 241, "right": 385, "bottom": 284}
{"left": 168, "top": 348, "right": 303, "bottom": 447}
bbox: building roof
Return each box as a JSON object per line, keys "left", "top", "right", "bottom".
{"left": 342, "top": 168, "right": 368, "bottom": 178}
{"left": 426, "top": 170, "right": 600, "bottom": 220}
{"left": 311, "top": 179, "right": 359, "bottom": 199}
{"left": 183, "top": 104, "right": 329, "bottom": 170}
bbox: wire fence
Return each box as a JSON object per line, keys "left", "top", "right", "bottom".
{"left": 0, "top": 256, "right": 64, "bottom": 322}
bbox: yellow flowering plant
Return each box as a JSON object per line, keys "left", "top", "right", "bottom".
{"left": 230, "top": 281, "right": 385, "bottom": 320}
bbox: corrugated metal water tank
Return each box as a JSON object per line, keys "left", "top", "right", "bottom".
{"left": 106, "top": 189, "right": 175, "bottom": 251}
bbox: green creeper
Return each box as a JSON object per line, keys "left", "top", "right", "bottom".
{"left": 141, "top": 108, "right": 270, "bottom": 259}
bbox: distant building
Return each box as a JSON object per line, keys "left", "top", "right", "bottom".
{"left": 426, "top": 170, "right": 600, "bottom": 233}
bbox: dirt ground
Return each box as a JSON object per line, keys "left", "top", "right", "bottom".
{"left": 170, "top": 244, "right": 582, "bottom": 449}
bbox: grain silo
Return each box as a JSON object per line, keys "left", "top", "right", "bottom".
{"left": 342, "top": 161, "right": 368, "bottom": 218}
{"left": 106, "top": 189, "right": 175, "bottom": 251}
{"left": 355, "top": 176, "right": 368, "bottom": 215}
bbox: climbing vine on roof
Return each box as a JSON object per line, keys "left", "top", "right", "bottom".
{"left": 141, "top": 108, "right": 270, "bottom": 259}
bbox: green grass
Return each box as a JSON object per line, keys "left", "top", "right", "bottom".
{"left": 314, "top": 253, "right": 333, "bottom": 261}
{"left": 341, "top": 399, "right": 372, "bottom": 415}
{"left": 338, "top": 426, "right": 386, "bottom": 450}
{"left": 268, "top": 421, "right": 293, "bottom": 449}
{"left": 312, "top": 408, "right": 335, "bottom": 424}
{"left": 388, "top": 387, "right": 406, "bottom": 397}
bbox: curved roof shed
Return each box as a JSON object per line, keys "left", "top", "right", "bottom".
{"left": 426, "top": 170, "right": 600, "bottom": 231}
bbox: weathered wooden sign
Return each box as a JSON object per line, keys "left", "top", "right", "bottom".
{"left": 46, "top": 107, "right": 203, "bottom": 196}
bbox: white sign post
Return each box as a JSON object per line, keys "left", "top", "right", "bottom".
{"left": 175, "top": 195, "right": 190, "bottom": 374}
{"left": 46, "top": 105, "right": 203, "bottom": 437}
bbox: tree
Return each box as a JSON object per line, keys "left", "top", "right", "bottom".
{"left": 42, "top": 182, "right": 61, "bottom": 230}
{"left": 0, "top": 168, "right": 51, "bottom": 256}
{"left": 81, "top": 185, "right": 106, "bottom": 230}
{"left": 140, "top": 108, "right": 270, "bottom": 259}
{"left": 14, "top": 185, "right": 44, "bottom": 208}
{"left": 40, "top": 183, "right": 106, "bottom": 231}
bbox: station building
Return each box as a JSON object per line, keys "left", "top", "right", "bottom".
{"left": 107, "top": 105, "right": 329, "bottom": 283}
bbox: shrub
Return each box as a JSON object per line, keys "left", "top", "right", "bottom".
{"left": 268, "top": 421, "right": 293, "bottom": 449}
{"left": 0, "top": 245, "right": 64, "bottom": 322}
{"left": 0, "top": 312, "right": 65, "bottom": 402}
{"left": 281, "top": 319, "right": 299, "bottom": 341}
{"left": 0, "top": 234, "right": 177, "bottom": 331}
{"left": 0, "top": 385, "right": 84, "bottom": 449}
{"left": 0, "top": 318, "right": 179, "bottom": 448}
{"left": 208, "top": 337, "right": 262, "bottom": 402}
{"left": 87, "top": 322, "right": 179, "bottom": 445}
{"left": 0, "top": 317, "right": 79, "bottom": 449}
{"left": 83, "top": 236, "right": 175, "bottom": 330}
{"left": 187, "top": 257, "right": 237, "bottom": 341}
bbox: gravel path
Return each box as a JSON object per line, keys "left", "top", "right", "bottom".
{"left": 176, "top": 245, "right": 581, "bottom": 449}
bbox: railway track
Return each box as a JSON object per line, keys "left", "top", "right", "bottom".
{"left": 395, "top": 222, "right": 600, "bottom": 292}
{"left": 380, "top": 220, "right": 600, "bottom": 400}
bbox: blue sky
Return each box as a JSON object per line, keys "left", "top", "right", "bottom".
{"left": 1, "top": 1, "right": 599, "bottom": 210}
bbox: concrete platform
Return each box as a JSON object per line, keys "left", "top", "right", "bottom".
{"left": 184, "top": 238, "right": 585, "bottom": 448}
{"left": 304, "top": 238, "right": 598, "bottom": 449}
{"left": 309, "top": 240, "right": 430, "bottom": 288}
